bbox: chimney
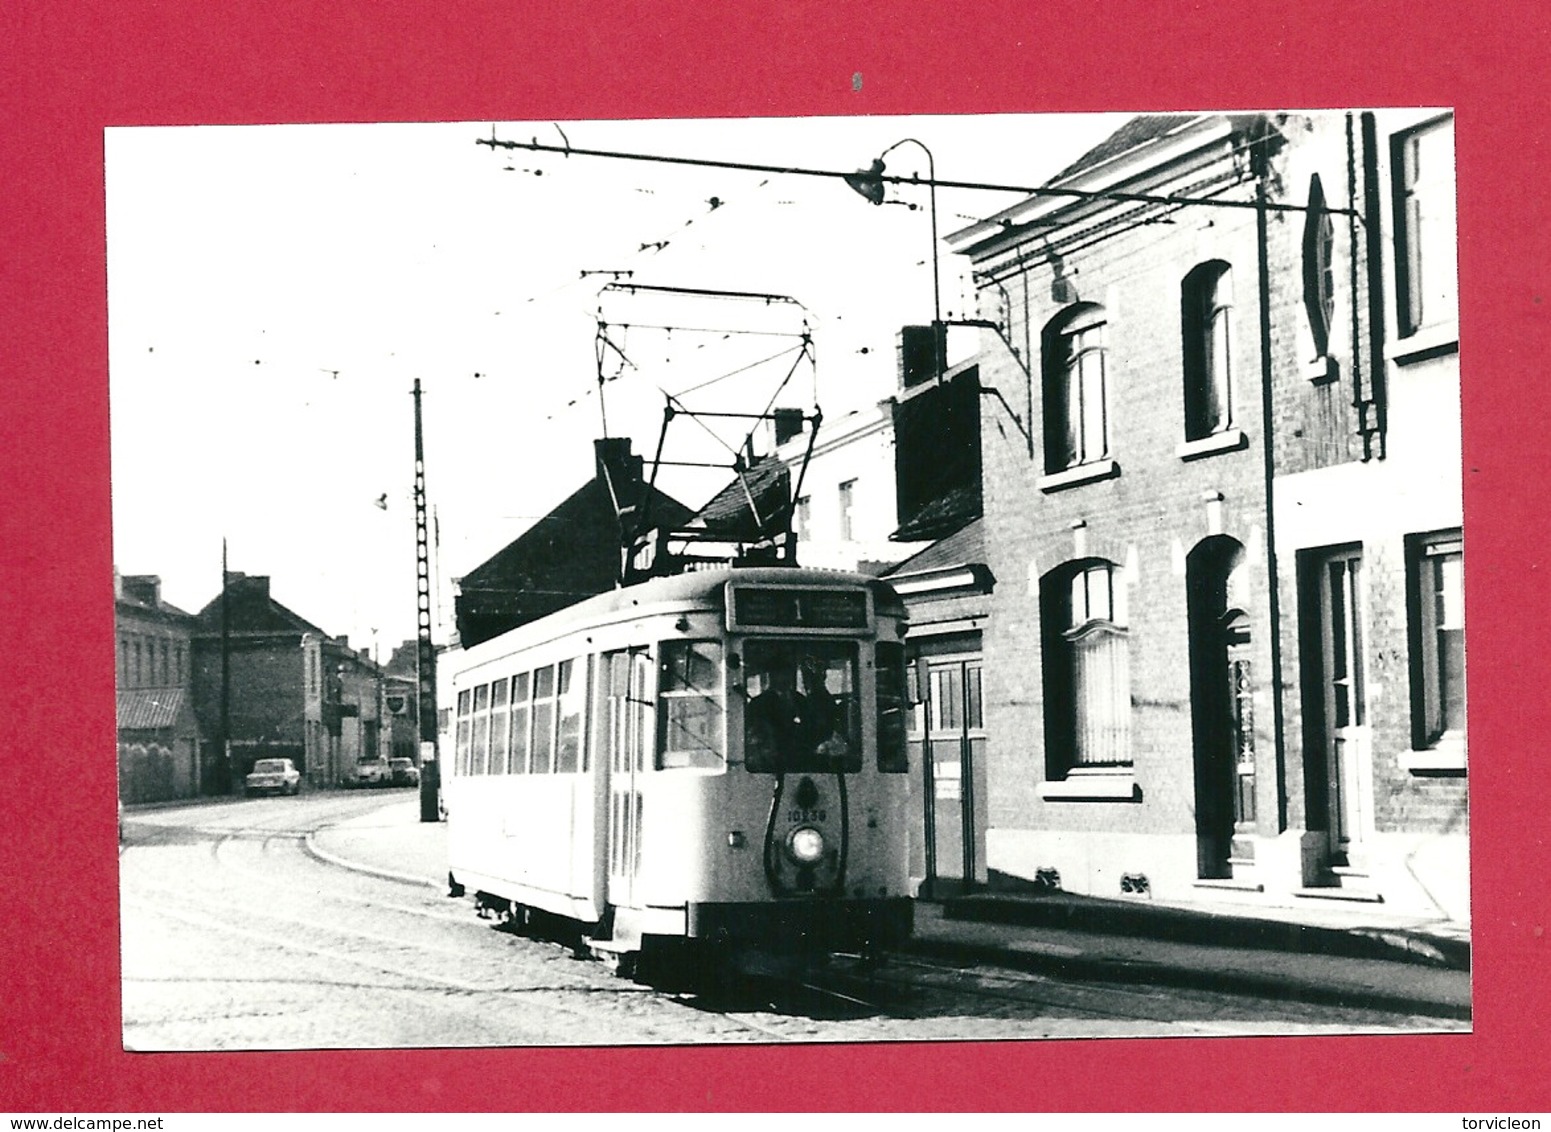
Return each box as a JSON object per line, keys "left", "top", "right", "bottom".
{"left": 897, "top": 324, "right": 947, "bottom": 391}
{"left": 773, "top": 407, "right": 805, "bottom": 447}
{"left": 594, "top": 437, "right": 643, "bottom": 495}
{"left": 121, "top": 574, "right": 162, "bottom": 606}
{"left": 226, "top": 573, "right": 270, "bottom": 600}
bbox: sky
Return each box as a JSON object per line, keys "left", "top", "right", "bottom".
{"left": 106, "top": 111, "right": 1130, "bottom": 654}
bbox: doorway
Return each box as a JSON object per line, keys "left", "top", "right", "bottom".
{"left": 909, "top": 653, "right": 985, "bottom": 897}
{"left": 1300, "top": 546, "right": 1370, "bottom": 866}
{"left": 1187, "top": 537, "right": 1256, "bottom": 879}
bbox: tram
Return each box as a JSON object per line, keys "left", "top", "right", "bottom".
{"left": 440, "top": 566, "right": 913, "bottom": 972}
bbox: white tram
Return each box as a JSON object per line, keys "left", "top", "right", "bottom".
{"left": 440, "top": 566, "right": 914, "bottom": 969}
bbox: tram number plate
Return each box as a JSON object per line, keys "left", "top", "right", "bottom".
{"left": 788, "top": 808, "right": 827, "bottom": 823}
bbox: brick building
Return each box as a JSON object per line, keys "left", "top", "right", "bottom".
{"left": 115, "top": 571, "right": 205, "bottom": 801}
{"left": 945, "top": 111, "right": 1465, "bottom": 919}
{"left": 191, "top": 572, "right": 385, "bottom": 791}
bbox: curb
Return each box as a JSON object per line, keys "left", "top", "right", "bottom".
{"left": 291, "top": 823, "right": 1471, "bottom": 1023}
{"left": 302, "top": 830, "right": 444, "bottom": 891}
{"left": 943, "top": 893, "right": 1471, "bottom": 972}
{"left": 902, "top": 933, "right": 1472, "bottom": 1022}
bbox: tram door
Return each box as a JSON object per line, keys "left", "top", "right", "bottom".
{"left": 912, "top": 656, "right": 984, "bottom": 897}
{"left": 603, "top": 649, "right": 653, "bottom": 909}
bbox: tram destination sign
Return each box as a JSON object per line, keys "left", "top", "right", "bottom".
{"left": 728, "top": 585, "right": 870, "bottom": 632}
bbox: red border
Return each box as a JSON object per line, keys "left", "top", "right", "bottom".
{"left": 3, "top": 0, "right": 1548, "bottom": 1113}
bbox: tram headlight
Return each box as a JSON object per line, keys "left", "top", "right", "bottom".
{"left": 786, "top": 825, "right": 826, "bottom": 865}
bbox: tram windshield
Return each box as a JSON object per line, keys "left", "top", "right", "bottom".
{"left": 743, "top": 639, "right": 861, "bottom": 773}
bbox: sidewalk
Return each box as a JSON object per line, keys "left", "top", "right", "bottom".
{"left": 304, "top": 800, "right": 1471, "bottom": 1022}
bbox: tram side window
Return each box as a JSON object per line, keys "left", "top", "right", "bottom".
{"left": 555, "top": 659, "right": 585, "bottom": 773}
{"left": 509, "top": 671, "right": 531, "bottom": 774}
{"left": 658, "top": 640, "right": 725, "bottom": 770}
{"left": 743, "top": 639, "right": 861, "bottom": 773}
{"left": 455, "top": 689, "right": 472, "bottom": 775}
{"left": 471, "top": 684, "right": 490, "bottom": 775}
{"left": 531, "top": 664, "right": 556, "bottom": 773}
{"left": 876, "top": 641, "right": 909, "bottom": 772}
{"left": 489, "top": 678, "right": 510, "bottom": 775}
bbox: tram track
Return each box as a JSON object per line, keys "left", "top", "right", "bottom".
{"left": 121, "top": 804, "right": 1449, "bottom": 1044}
{"left": 120, "top": 820, "right": 779, "bottom": 1047}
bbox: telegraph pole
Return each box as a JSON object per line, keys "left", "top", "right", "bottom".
{"left": 219, "top": 537, "right": 232, "bottom": 794}
{"left": 412, "top": 380, "right": 440, "bottom": 821}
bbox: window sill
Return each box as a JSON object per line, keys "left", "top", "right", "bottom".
{"left": 1037, "top": 770, "right": 1140, "bottom": 801}
{"left": 1400, "top": 740, "right": 1467, "bottom": 774}
{"left": 1037, "top": 458, "right": 1119, "bottom": 494}
{"left": 1176, "top": 428, "right": 1248, "bottom": 461}
{"left": 1388, "top": 322, "right": 1459, "bottom": 365}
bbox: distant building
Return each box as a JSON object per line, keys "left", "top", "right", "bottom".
{"left": 453, "top": 438, "right": 694, "bottom": 648}
{"left": 191, "top": 572, "right": 384, "bottom": 790}
{"left": 382, "top": 639, "right": 423, "bottom": 763}
{"left": 773, "top": 398, "right": 928, "bottom": 575}
{"left": 115, "top": 571, "right": 205, "bottom": 801}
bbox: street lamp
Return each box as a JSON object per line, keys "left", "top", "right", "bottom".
{"left": 845, "top": 138, "right": 941, "bottom": 334}
{"left": 848, "top": 138, "right": 946, "bottom": 897}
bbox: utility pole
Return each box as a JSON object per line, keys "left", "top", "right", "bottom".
{"left": 412, "top": 380, "right": 440, "bottom": 821}
{"left": 219, "top": 537, "right": 231, "bottom": 794}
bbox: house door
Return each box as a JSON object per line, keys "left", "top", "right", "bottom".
{"left": 1187, "top": 538, "right": 1255, "bottom": 879}
{"left": 920, "top": 657, "right": 984, "bottom": 896}
{"left": 1307, "top": 548, "right": 1370, "bottom": 864}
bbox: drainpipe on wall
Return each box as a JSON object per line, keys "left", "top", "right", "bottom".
{"left": 1253, "top": 126, "right": 1291, "bottom": 833}
{"left": 1348, "top": 113, "right": 1370, "bottom": 461}
{"left": 1361, "top": 112, "right": 1389, "bottom": 459}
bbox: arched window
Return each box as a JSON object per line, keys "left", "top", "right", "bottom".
{"left": 1042, "top": 560, "right": 1132, "bottom": 774}
{"left": 1042, "top": 304, "right": 1109, "bottom": 474}
{"left": 1182, "top": 261, "right": 1235, "bottom": 440}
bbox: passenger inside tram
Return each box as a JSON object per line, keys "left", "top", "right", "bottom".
{"left": 744, "top": 644, "right": 859, "bottom": 772}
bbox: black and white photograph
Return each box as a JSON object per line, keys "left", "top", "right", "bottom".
{"left": 109, "top": 109, "right": 1468, "bottom": 1053}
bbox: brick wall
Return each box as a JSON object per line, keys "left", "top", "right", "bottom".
{"left": 975, "top": 117, "right": 1279, "bottom": 845}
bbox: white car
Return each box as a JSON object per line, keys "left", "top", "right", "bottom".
{"left": 245, "top": 757, "right": 302, "bottom": 797}
{"left": 352, "top": 757, "right": 390, "bottom": 788}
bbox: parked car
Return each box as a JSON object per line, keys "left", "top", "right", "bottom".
{"left": 388, "top": 758, "right": 420, "bottom": 787}
{"left": 351, "top": 757, "right": 390, "bottom": 788}
{"left": 245, "top": 757, "right": 302, "bottom": 797}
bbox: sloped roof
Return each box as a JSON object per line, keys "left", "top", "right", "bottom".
{"left": 885, "top": 517, "right": 986, "bottom": 578}
{"left": 117, "top": 687, "right": 185, "bottom": 730}
{"left": 891, "top": 482, "right": 982, "bottom": 543}
{"left": 193, "top": 576, "right": 329, "bottom": 637}
{"left": 1047, "top": 114, "right": 1200, "bottom": 185}
{"left": 460, "top": 476, "right": 694, "bottom": 592}
{"left": 690, "top": 455, "right": 791, "bottom": 539}
{"left": 455, "top": 472, "right": 694, "bottom": 648}
{"left": 116, "top": 575, "right": 195, "bottom": 624}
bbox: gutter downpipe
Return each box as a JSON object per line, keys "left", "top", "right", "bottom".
{"left": 1361, "top": 112, "right": 1389, "bottom": 459}
{"left": 1254, "top": 127, "right": 1291, "bottom": 834}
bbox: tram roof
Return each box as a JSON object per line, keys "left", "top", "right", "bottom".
{"left": 449, "top": 566, "right": 904, "bottom": 665}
